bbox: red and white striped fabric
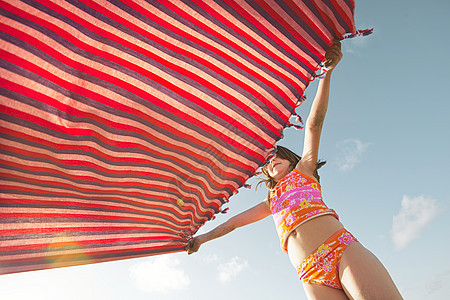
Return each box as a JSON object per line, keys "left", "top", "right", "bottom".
{"left": 0, "top": 0, "right": 359, "bottom": 274}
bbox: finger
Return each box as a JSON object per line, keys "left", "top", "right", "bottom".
{"left": 326, "top": 49, "right": 340, "bottom": 56}
{"left": 185, "top": 241, "right": 193, "bottom": 251}
{"left": 325, "top": 51, "right": 342, "bottom": 62}
{"left": 323, "top": 61, "right": 333, "bottom": 68}
{"left": 325, "top": 51, "right": 339, "bottom": 59}
{"left": 325, "top": 55, "right": 340, "bottom": 65}
{"left": 324, "top": 56, "right": 337, "bottom": 65}
{"left": 327, "top": 46, "right": 341, "bottom": 54}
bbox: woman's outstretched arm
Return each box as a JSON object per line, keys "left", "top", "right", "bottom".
{"left": 297, "top": 41, "right": 343, "bottom": 175}
{"left": 185, "top": 200, "right": 270, "bottom": 254}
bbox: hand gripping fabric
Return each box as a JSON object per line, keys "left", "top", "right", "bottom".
{"left": 0, "top": 0, "right": 366, "bottom": 274}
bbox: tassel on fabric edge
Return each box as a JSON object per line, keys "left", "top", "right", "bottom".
{"left": 210, "top": 206, "right": 229, "bottom": 220}
{"left": 219, "top": 207, "right": 229, "bottom": 214}
{"left": 296, "top": 95, "right": 307, "bottom": 108}
{"left": 309, "top": 60, "right": 330, "bottom": 81}
{"left": 290, "top": 112, "right": 303, "bottom": 126}
{"left": 285, "top": 94, "right": 306, "bottom": 130}
{"left": 286, "top": 123, "right": 304, "bottom": 130}
{"left": 343, "top": 28, "right": 374, "bottom": 39}
{"left": 312, "top": 62, "right": 329, "bottom": 80}
{"left": 286, "top": 112, "right": 304, "bottom": 130}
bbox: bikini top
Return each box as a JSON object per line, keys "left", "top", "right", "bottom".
{"left": 269, "top": 169, "right": 339, "bottom": 254}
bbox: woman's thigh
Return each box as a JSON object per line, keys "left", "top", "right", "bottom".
{"left": 339, "top": 242, "right": 403, "bottom": 299}
{"left": 303, "top": 283, "right": 349, "bottom": 300}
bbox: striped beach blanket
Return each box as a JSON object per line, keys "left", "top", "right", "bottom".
{"left": 0, "top": 0, "right": 363, "bottom": 274}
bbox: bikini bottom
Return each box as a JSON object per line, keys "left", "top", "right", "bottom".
{"left": 297, "top": 228, "right": 357, "bottom": 289}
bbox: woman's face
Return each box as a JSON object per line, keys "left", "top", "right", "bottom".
{"left": 266, "top": 155, "right": 291, "bottom": 181}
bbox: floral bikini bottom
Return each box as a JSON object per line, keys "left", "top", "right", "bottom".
{"left": 297, "top": 228, "right": 357, "bottom": 289}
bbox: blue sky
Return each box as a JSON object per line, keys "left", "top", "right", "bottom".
{"left": 1, "top": 0, "right": 449, "bottom": 299}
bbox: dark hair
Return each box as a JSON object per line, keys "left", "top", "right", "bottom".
{"left": 257, "top": 145, "right": 326, "bottom": 192}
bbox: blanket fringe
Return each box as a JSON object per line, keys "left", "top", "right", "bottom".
{"left": 343, "top": 28, "right": 374, "bottom": 39}
{"left": 286, "top": 111, "right": 304, "bottom": 130}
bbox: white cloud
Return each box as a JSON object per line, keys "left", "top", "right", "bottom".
{"left": 129, "top": 256, "right": 190, "bottom": 294}
{"left": 391, "top": 195, "right": 441, "bottom": 251}
{"left": 217, "top": 256, "right": 248, "bottom": 283}
{"left": 335, "top": 138, "right": 369, "bottom": 172}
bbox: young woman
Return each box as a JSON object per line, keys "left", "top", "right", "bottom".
{"left": 185, "top": 41, "right": 403, "bottom": 300}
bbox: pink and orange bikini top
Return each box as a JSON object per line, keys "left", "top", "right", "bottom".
{"left": 269, "top": 169, "right": 339, "bottom": 254}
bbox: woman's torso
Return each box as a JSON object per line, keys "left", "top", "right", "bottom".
{"left": 269, "top": 169, "right": 343, "bottom": 265}
{"left": 286, "top": 214, "right": 344, "bottom": 267}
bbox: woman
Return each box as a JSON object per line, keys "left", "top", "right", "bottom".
{"left": 185, "top": 41, "right": 402, "bottom": 300}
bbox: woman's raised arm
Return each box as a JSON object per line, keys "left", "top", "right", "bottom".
{"left": 297, "top": 41, "right": 342, "bottom": 175}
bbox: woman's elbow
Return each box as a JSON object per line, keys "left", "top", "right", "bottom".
{"left": 224, "top": 219, "right": 238, "bottom": 232}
